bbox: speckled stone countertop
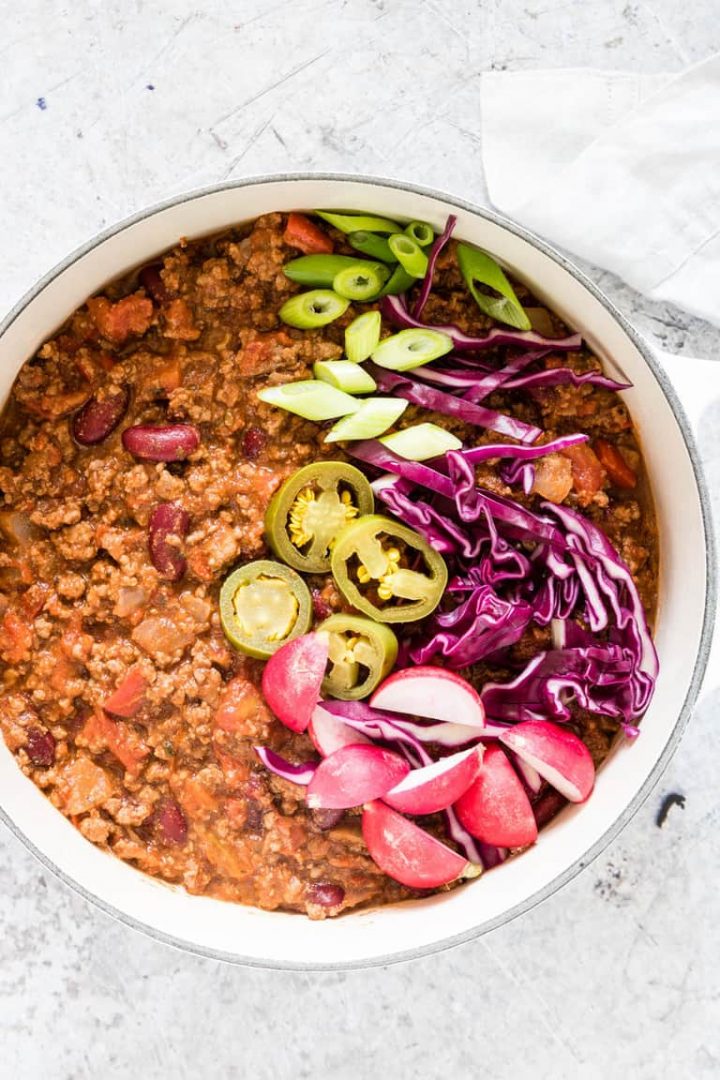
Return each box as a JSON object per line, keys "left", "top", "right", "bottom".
{"left": 1, "top": 3, "right": 719, "bottom": 1077}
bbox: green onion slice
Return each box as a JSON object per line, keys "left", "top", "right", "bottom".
{"left": 456, "top": 243, "right": 531, "bottom": 330}
{"left": 333, "top": 262, "right": 389, "bottom": 301}
{"left": 283, "top": 254, "right": 370, "bottom": 287}
{"left": 279, "top": 289, "right": 349, "bottom": 329}
{"left": 348, "top": 231, "right": 396, "bottom": 263}
{"left": 371, "top": 328, "right": 453, "bottom": 371}
{"left": 404, "top": 221, "right": 435, "bottom": 247}
{"left": 380, "top": 422, "right": 462, "bottom": 461}
{"left": 325, "top": 397, "right": 408, "bottom": 443}
{"left": 313, "top": 360, "right": 377, "bottom": 395}
{"left": 387, "top": 234, "right": 429, "bottom": 279}
{"left": 377, "top": 264, "right": 415, "bottom": 298}
{"left": 258, "top": 380, "right": 360, "bottom": 421}
{"left": 315, "top": 211, "right": 401, "bottom": 235}
{"left": 345, "top": 310, "right": 382, "bottom": 364}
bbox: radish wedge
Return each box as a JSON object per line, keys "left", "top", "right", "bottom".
{"left": 308, "top": 705, "right": 371, "bottom": 757}
{"left": 306, "top": 744, "right": 409, "bottom": 809}
{"left": 261, "top": 632, "right": 329, "bottom": 734}
{"left": 384, "top": 747, "right": 482, "bottom": 815}
{"left": 362, "top": 800, "right": 469, "bottom": 888}
{"left": 371, "top": 666, "right": 485, "bottom": 728}
{"left": 454, "top": 744, "right": 538, "bottom": 848}
{"left": 499, "top": 720, "right": 595, "bottom": 803}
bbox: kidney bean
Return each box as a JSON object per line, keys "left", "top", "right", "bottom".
{"left": 154, "top": 798, "right": 188, "bottom": 845}
{"left": 311, "top": 588, "right": 333, "bottom": 622}
{"left": 138, "top": 263, "right": 168, "bottom": 305}
{"left": 305, "top": 882, "right": 345, "bottom": 908}
{"left": 72, "top": 386, "right": 130, "bottom": 445}
{"left": 532, "top": 787, "right": 567, "bottom": 828}
{"left": 241, "top": 426, "right": 266, "bottom": 459}
{"left": 122, "top": 423, "right": 200, "bottom": 462}
{"left": 148, "top": 503, "right": 189, "bottom": 581}
{"left": 244, "top": 799, "right": 265, "bottom": 835}
{"left": 25, "top": 727, "right": 56, "bottom": 767}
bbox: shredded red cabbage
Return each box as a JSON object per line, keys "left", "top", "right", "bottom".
{"left": 382, "top": 293, "right": 583, "bottom": 352}
{"left": 502, "top": 367, "right": 630, "bottom": 393}
{"left": 254, "top": 747, "right": 317, "bottom": 785}
{"left": 412, "top": 214, "right": 457, "bottom": 319}
{"left": 369, "top": 366, "right": 542, "bottom": 444}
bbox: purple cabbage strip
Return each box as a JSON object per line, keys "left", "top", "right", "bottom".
{"left": 502, "top": 367, "right": 631, "bottom": 393}
{"left": 411, "top": 584, "right": 533, "bottom": 668}
{"left": 381, "top": 293, "right": 583, "bottom": 353}
{"left": 369, "top": 365, "right": 542, "bottom": 444}
{"left": 458, "top": 432, "right": 588, "bottom": 466}
{"left": 254, "top": 746, "right": 317, "bottom": 786}
{"left": 412, "top": 214, "right": 457, "bottom": 319}
{"left": 500, "top": 459, "right": 535, "bottom": 494}
{"left": 458, "top": 351, "right": 551, "bottom": 403}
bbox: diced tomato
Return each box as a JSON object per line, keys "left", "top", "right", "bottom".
{"left": 103, "top": 668, "right": 148, "bottom": 718}
{"left": 224, "top": 797, "right": 249, "bottom": 827}
{"left": 82, "top": 710, "right": 149, "bottom": 776}
{"left": 200, "top": 830, "right": 253, "bottom": 879}
{"left": 0, "top": 610, "right": 33, "bottom": 664}
{"left": 214, "top": 676, "right": 272, "bottom": 735}
{"left": 86, "top": 292, "right": 153, "bottom": 344}
{"left": 214, "top": 747, "right": 250, "bottom": 790}
{"left": 283, "top": 212, "right": 334, "bottom": 254}
{"left": 562, "top": 442, "right": 605, "bottom": 501}
{"left": 152, "top": 356, "right": 183, "bottom": 392}
{"left": 595, "top": 438, "right": 637, "bottom": 489}
{"left": 177, "top": 776, "right": 220, "bottom": 817}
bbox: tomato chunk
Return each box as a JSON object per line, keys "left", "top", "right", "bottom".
{"left": 283, "top": 213, "right": 334, "bottom": 254}
{"left": 595, "top": 438, "right": 637, "bottom": 489}
{"left": 562, "top": 442, "right": 605, "bottom": 501}
{"left": 103, "top": 668, "right": 148, "bottom": 718}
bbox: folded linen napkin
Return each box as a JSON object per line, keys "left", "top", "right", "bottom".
{"left": 480, "top": 56, "right": 720, "bottom": 327}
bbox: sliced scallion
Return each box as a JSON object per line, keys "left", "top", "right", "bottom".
{"left": 348, "top": 231, "right": 396, "bottom": 263}
{"left": 456, "top": 242, "right": 531, "bottom": 330}
{"left": 279, "top": 289, "right": 349, "bottom": 329}
{"left": 324, "top": 397, "right": 408, "bottom": 443}
{"left": 404, "top": 221, "right": 435, "bottom": 247}
{"left": 333, "top": 262, "right": 389, "bottom": 302}
{"left": 315, "top": 211, "right": 401, "bottom": 235}
{"left": 283, "top": 254, "right": 369, "bottom": 287}
{"left": 387, "top": 234, "right": 429, "bottom": 279}
{"left": 377, "top": 264, "right": 415, "bottom": 297}
{"left": 371, "top": 328, "right": 453, "bottom": 371}
{"left": 345, "top": 310, "right": 382, "bottom": 364}
{"left": 313, "top": 360, "right": 377, "bottom": 395}
{"left": 380, "top": 422, "right": 462, "bottom": 461}
{"left": 258, "top": 380, "right": 360, "bottom": 421}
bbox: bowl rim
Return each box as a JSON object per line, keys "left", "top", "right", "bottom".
{"left": 0, "top": 171, "right": 715, "bottom": 971}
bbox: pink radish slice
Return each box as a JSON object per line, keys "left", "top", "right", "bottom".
{"left": 371, "top": 666, "right": 485, "bottom": 728}
{"left": 306, "top": 744, "right": 409, "bottom": 809}
{"left": 362, "top": 800, "right": 469, "bottom": 888}
{"left": 384, "top": 747, "right": 482, "bottom": 815}
{"left": 510, "top": 753, "right": 543, "bottom": 795}
{"left": 261, "top": 632, "right": 329, "bottom": 734}
{"left": 309, "top": 705, "right": 371, "bottom": 757}
{"left": 498, "top": 720, "right": 595, "bottom": 803}
{"left": 454, "top": 744, "right": 538, "bottom": 848}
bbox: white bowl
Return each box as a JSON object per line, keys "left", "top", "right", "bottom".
{"left": 0, "top": 176, "right": 714, "bottom": 970}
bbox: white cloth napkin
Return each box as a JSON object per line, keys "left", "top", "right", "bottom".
{"left": 480, "top": 55, "right": 720, "bottom": 326}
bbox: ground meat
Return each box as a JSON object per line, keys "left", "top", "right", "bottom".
{"left": 0, "top": 211, "right": 658, "bottom": 918}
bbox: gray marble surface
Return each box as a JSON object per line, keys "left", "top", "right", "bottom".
{"left": 1, "top": 3, "right": 719, "bottom": 1077}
